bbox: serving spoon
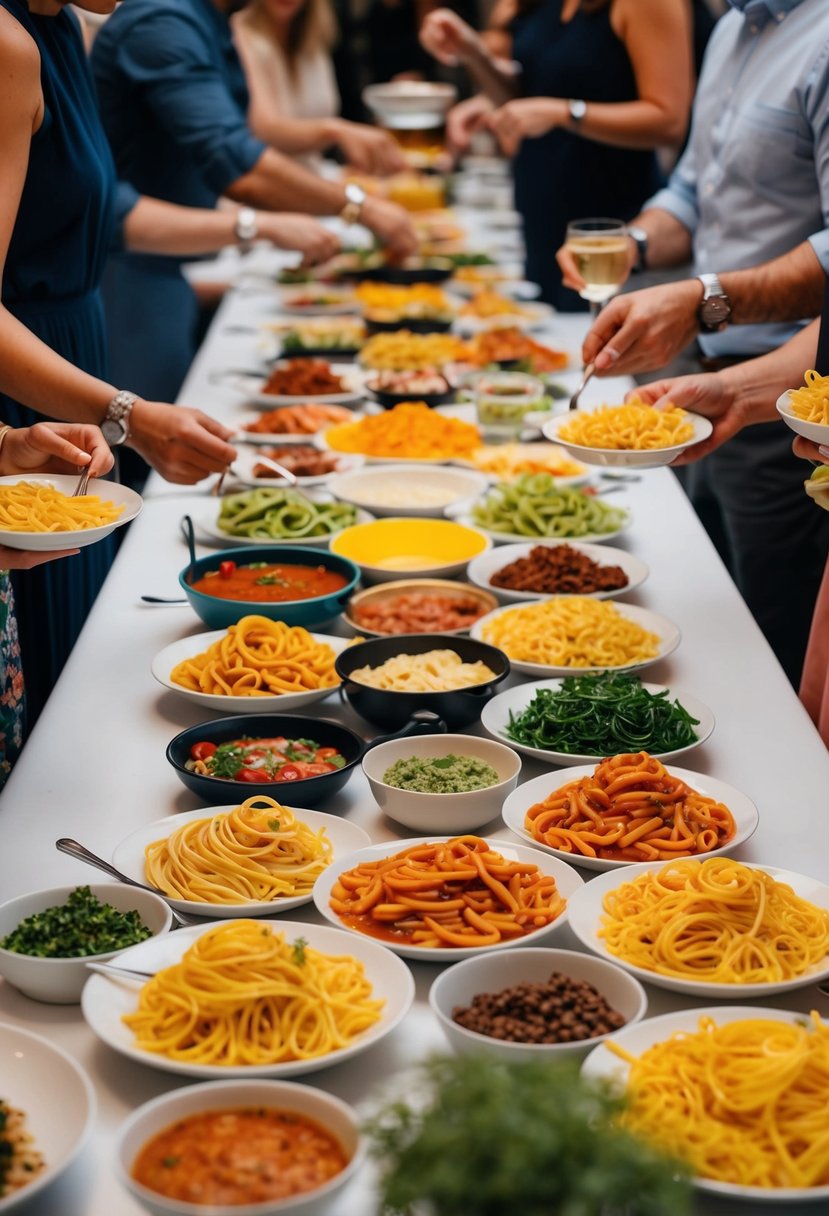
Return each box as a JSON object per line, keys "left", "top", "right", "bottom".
{"left": 54, "top": 838, "right": 200, "bottom": 928}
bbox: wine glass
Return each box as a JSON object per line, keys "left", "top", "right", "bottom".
{"left": 564, "top": 218, "right": 630, "bottom": 316}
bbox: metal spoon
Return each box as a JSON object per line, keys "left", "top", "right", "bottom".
{"left": 568, "top": 361, "right": 595, "bottom": 412}
{"left": 140, "top": 595, "right": 188, "bottom": 604}
{"left": 249, "top": 453, "right": 299, "bottom": 486}
{"left": 86, "top": 960, "right": 155, "bottom": 982}
{"left": 54, "top": 838, "right": 199, "bottom": 928}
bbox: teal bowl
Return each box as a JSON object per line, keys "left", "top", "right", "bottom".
{"left": 179, "top": 544, "right": 361, "bottom": 629}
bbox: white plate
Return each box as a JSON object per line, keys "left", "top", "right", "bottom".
{"left": 480, "top": 679, "right": 715, "bottom": 766}
{"left": 0, "top": 1022, "right": 95, "bottom": 1213}
{"left": 567, "top": 862, "right": 829, "bottom": 997}
{"left": 229, "top": 447, "right": 365, "bottom": 488}
{"left": 112, "top": 806, "right": 372, "bottom": 917}
{"left": 502, "top": 766, "right": 759, "bottom": 872}
{"left": 581, "top": 1006, "right": 829, "bottom": 1203}
{"left": 542, "top": 410, "right": 713, "bottom": 469}
{"left": 81, "top": 919, "right": 414, "bottom": 1079}
{"left": 327, "top": 464, "right": 489, "bottom": 518}
{"left": 453, "top": 504, "right": 632, "bottom": 547}
{"left": 188, "top": 495, "right": 373, "bottom": 548}
{"left": 467, "top": 541, "right": 649, "bottom": 604}
{"left": 275, "top": 287, "right": 359, "bottom": 315}
{"left": 776, "top": 389, "right": 829, "bottom": 444}
{"left": 313, "top": 836, "right": 583, "bottom": 962}
{"left": 214, "top": 364, "right": 367, "bottom": 407}
{"left": 234, "top": 410, "right": 372, "bottom": 445}
{"left": 470, "top": 600, "right": 680, "bottom": 678}
{"left": 454, "top": 302, "right": 554, "bottom": 334}
{"left": 151, "top": 629, "right": 349, "bottom": 714}
{"left": 0, "top": 474, "right": 142, "bottom": 552}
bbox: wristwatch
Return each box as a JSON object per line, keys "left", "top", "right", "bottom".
{"left": 697, "top": 273, "right": 732, "bottom": 333}
{"left": 627, "top": 225, "right": 649, "bottom": 274}
{"left": 568, "top": 99, "right": 587, "bottom": 128}
{"left": 234, "top": 207, "right": 258, "bottom": 253}
{"left": 339, "top": 183, "right": 366, "bottom": 226}
{"left": 101, "top": 390, "right": 137, "bottom": 447}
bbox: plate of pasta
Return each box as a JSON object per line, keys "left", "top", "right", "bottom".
{"left": 776, "top": 373, "right": 829, "bottom": 443}
{"left": 0, "top": 474, "right": 142, "bottom": 551}
{"left": 80, "top": 918, "right": 415, "bottom": 1079}
{"left": 567, "top": 858, "right": 829, "bottom": 998}
{"left": 187, "top": 493, "right": 373, "bottom": 548}
{"left": 581, "top": 1006, "right": 829, "bottom": 1201}
{"left": 502, "top": 757, "right": 758, "bottom": 872}
{"left": 111, "top": 799, "right": 372, "bottom": 917}
{"left": 313, "top": 834, "right": 583, "bottom": 961}
{"left": 470, "top": 598, "right": 681, "bottom": 678}
{"left": 542, "top": 402, "right": 712, "bottom": 469}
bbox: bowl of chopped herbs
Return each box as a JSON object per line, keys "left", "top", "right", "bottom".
{"left": 0, "top": 884, "right": 172, "bottom": 1004}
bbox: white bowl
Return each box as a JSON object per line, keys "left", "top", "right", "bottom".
{"left": 542, "top": 410, "right": 713, "bottom": 469}
{"left": 776, "top": 389, "right": 829, "bottom": 443}
{"left": 151, "top": 629, "right": 349, "bottom": 714}
{"left": 0, "top": 1022, "right": 96, "bottom": 1213}
{"left": 188, "top": 496, "right": 375, "bottom": 548}
{"left": 117, "top": 1079, "right": 364, "bottom": 1216}
{"left": 470, "top": 599, "right": 681, "bottom": 678}
{"left": 0, "top": 883, "right": 173, "bottom": 1004}
{"left": 430, "top": 947, "right": 647, "bottom": 1062}
{"left": 502, "top": 765, "right": 759, "bottom": 872}
{"left": 466, "top": 540, "right": 649, "bottom": 604}
{"left": 362, "top": 733, "right": 521, "bottom": 832}
{"left": 0, "top": 474, "right": 142, "bottom": 551}
{"left": 480, "top": 678, "right": 715, "bottom": 766}
{"left": 454, "top": 507, "right": 632, "bottom": 547}
{"left": 362, "top": 81, "right": 457, "bottom": 126}
{"left": 328, "top": 464, "right": 489, "bottom": 519}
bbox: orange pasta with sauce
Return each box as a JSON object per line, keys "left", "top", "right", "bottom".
{"left": 524, "top": 752, "right": 736, "bottom": 862}
{"left": 328, "top": 835, "right": 566, "bottom": 949}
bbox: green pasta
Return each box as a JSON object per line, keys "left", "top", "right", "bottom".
{"left": 217, "top": 488, "right": 356, "bottom": 540}
{"left": 471, "top": 473, "right": 629, "bottom": 539}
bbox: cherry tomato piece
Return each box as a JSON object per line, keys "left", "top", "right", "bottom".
{"left": 276, "top": 764, "right": 303, "bottom": 781}
{"left": 236, "top": 767, "right": 264, "bottom": 782}
{"left": 219, "top": 561, "right": 236, "bottom": 579}
{"left": 316, "top": 748, "right": 341, "bottom": 760}
{"left": 190, "top": 741, "right": 218, "bottom": 761}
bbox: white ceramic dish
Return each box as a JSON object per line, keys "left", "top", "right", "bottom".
{"left": 234, "top": 410, "right": 371, "bottom": 446}
{"left": 0, "top": 1023, "right": 96, "bottom": 1213}
{"left": 480, "top": 678, "right": 715, "bottom": 766}
{"left": 502, "top": 765, "right": 759, "bottom": 872}
{"left": 542, "top": 410, "right": 713, "bottom": 469}
{"left": 0, "top": 474, "right": 142, "bottom": 552}
{"left": 466, "top": 540, "right": 649, "bottom": 604}
{"left": 0, "top": 883, "right": 173, "bottom": 1005}
{"left": 329, "top": 517, "right": 492, "bottom": 585}
{"left": 776, "top": 388, "right": 829, "bottom": 444}
{"left": 276, "top": 286, "right": 359, "bottom": 315}
{"left": 313, "top": 836, "right": 583, "bottom": 962}
{"left": 430, "top": 947, "right": 647, "bottom": 1062}
{"left": 111, "top": 807, "right": 372, "bottom": 918}
{"left": 82, "top": 918, "right": 415, "bottom": 1079}
{"left": 454, "top": 507, "right": 632, "bottom": 547}
{"left": 567, "top": 862, "right": 829, "bottom": 998}
{"left": 361, "top": 734, "right": 521, "bottom": 833}
{"left": 470, "top": 600, "right": 681, "bottom": 678}
{"left": 188, "top": 495, "right": 374, "bottom": 548}
{"left": 228, "top": 448, "right": 365, "bottom": 488}
{"left": 581, "top": 1006, "right": 829, "bottom": 1204}
{"left": 327, "top": 464, "right": 489, "bottom": 518}
{"left": 214, "top": 365, "right": 367, "bottom": 407}
{"left": 117, "top": 1079, "right": 364, "bottom": 1216}
{"left": 342, "top": 577, "right": 497, "bottom": 638}
{"left": 150, "top": 630, "right": 349, "bottom": 714}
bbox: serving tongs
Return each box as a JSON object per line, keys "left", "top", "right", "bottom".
{"left": 212, "top": 453, "right": 299, "bottom": 496}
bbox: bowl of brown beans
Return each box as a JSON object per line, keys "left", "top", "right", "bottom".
{"left": 429, "top": 947, "right": 647, "bottom": 1061}
{"left": 466, "top": 540, "right": 649, "bottom": 604}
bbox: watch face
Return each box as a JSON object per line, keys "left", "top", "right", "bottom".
{"left": 101, "top": 418, "right": 126, "bottom": 446}
{"left": 701, "top": 296, "right": 731, "bottom": 329}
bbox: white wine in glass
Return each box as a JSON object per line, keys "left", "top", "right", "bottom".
{"left": 565, "top": 218, "right": 630, "bottom": 310}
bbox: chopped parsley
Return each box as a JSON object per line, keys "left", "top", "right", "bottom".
{"left": 0, "top": 886, "right": 152, "bottom": 959}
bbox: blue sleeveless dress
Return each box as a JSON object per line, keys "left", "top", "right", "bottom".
{"left": 0, "top": 0, "right": 135, "bottom": 724}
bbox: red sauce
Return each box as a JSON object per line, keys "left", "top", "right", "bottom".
{"left": 191, "top": 562, "right": 347, "bottom": 602}
{"left": 132, "top": 1107, "right": 348, "bottom": 1206}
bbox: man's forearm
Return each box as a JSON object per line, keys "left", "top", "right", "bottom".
{"left": 721, "top": 318, "right": 820, "bottom": 421}
{"left": 721, "top": 242, "right": 825, "bottom": 325}
{"left": 226, "top": 148, "right": 346, "bottom": 216}
{"left": 636, "top": 207, "right": 694, "bottom": 269}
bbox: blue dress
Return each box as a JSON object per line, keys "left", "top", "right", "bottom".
{"left": 0, "top": 0, "right": 136, "bottom": 723}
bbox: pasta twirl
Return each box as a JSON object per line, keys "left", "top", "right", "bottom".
{"left": 0, "top": 481, "right": 123, "bottom": 532}
{"left": 123, "top": 920, "right": 384, "bottom": 1065}
{"left": 349, "top": 648, "right": 497, "bottom": 691}
{"left": 558, "top": 400, "right": 694, "bottom": 451}
{"left": 145, "top": 796, "right": 333, "bottom": 905}
{"left": 787, "top": 369, "right": 829, "bottom": 424}
{"left": 480, "top": 597, "right": 660, "bottom": 669}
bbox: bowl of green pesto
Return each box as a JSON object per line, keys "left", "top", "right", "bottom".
{"left": 363, "top": 734, "right": 521, "bottom": 832}
{"left": 0, "top": 883, "right": 173, "bottom": 1004}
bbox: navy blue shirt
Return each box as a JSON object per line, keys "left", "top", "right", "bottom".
{"left": 91, "top": 0, "right": 266, "bottom": 208}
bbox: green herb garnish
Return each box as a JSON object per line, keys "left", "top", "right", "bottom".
{"left": 268, "top": 818, "right": 281, "bottom": 832}
{"left": 0, "top": 886, "right": 152, "bottom": 958}
{"left": 292, "top": 937, "right": 308, "bottom": 966}
{"left": 162, "top": 1157, "right": 181, "bottom": 1169}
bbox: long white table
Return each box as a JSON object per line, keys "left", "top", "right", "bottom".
{"left": 1, "top": 241, "right": 828, "bottom": 1214}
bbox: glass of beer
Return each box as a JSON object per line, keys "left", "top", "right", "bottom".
{"left": 564, "top": 218, "right": 630, "bottom": 312}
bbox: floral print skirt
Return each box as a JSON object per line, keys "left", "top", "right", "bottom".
{"left": 0, "top": 572, "right": 24, "bottom": 788}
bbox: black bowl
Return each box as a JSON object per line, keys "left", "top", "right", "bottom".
{"left": 340, "top": 257, "right": 455, "bottom": 285}
{"left": 365, "top": 374, "right": 455, "bottom": 410}
{"left": 364, "top": 316, "right": 454, "bottom": 336}
{"left": 335, "top": 633, "right": 510, "bottom": 730}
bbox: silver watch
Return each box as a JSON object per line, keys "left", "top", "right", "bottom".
{"left": 234, "top": 207, "right": 258, "bottom": 253}
{"left": 101, "top": 390, "right": 137, "bottom": 447}
{"left": 697, "top": 273, "right": 732, "bottom": 333}
{"left": 568, "top": 99, "right": 587, "bottom": 127}
{"left": 339, "top": 183, "right": 366, "bottom": 226}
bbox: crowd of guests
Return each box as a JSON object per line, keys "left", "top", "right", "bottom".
{"left": 0, "top": 0, "right": 826, "bottom": 787}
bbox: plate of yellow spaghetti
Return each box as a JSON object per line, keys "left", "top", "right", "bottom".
{"left": 0, "top": 474, "right": 142, "bottom": 550}
{"left": 542, "top": 401, "right": 712, "bottom": 469}
{"left": 80, "top": 918, "right": 414, "bottom": 1079}
{"left": 567, "top": 857, "right": 829, "bottom": 997}
{"left": 582, "top": 1006, "right": 829, "bottom": 1201}
{"left": 777, "top": 371, "right": 829, "bottom": 443}
{"left": 111, "top": 797, "right": 372, "bottom": 917}
{"left": 502, "top": 755, "right": 758, "bottom": 872}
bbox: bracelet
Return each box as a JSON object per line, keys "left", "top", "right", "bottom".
{"left": 0, "top": 424, "right": 13, "bottom": 468}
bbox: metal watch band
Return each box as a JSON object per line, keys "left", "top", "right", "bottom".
{"left": 340, "top": 183, "right": 366, "bottom": 226}
{"left": 101, "top": 390, "right": 137, "bottom": 447}
{"left": 234, "top": 207, "right": 258, "bottom": 253}
{"left": 697, "top": 273, "right": 732, "bottom": 334}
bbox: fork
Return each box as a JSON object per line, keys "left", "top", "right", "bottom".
{"left": 568, "top": 361, "right": 596, "bottom": 412}
{"left": 71, "top": 466, "right": 91, "bottom": 497}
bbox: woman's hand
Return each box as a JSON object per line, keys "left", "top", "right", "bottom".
{"left": 419, "top": 8, "right": 479, "bottom": 66}
{"left": 359, "top": 196, "right": 418, "bottom": 261}
{"left": 794, "top": 436, "right": 829, "bottom": 464}
{"left": 446, "top": 94, "right": 494, "bottom": 154}
{"left": 631, "top": 374, "right": 750, "bottom": 465}
{"left": 1, "top": 421, "right": 114, "bottom": 478}
{"left": 257, "top": 214, "right": 340, "bottom": 267}
{"left": 128, "top": 401, "right": 237, "bottom": 484}
{"left": 331, "top": 121, "right": 406, "bottom": 176}
{"left": 486, "top": 98, "right": 566, "bottom": 156}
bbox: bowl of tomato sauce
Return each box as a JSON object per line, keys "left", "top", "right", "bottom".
{"left": 179, "top": 544, "right": 361, "bottom": 629}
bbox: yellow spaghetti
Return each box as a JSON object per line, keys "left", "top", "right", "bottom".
{"left": 787, "top": 369, "right": 829, "bottom": 424}
{"left": 349, "top": 648, "right": 497, "bottom": 692}
{"left": 169, "top": 615, "right": 340, "bottom": 697}
{"left": 480, "top": 597, "right": 660, "bottom": 669}
{"left": 144, "top": 796, "right": 333, "bottom": 905}
{"left": 123, "top": 920, "right": 384, "bottom": 1066}
{"left": 608, "top": 1012, "right": 829, "bottom": 1189}
{"left": 558, "top": 400, "right": 694, "bottom": 450}
{"left": 0, "top": 481, "right": 123, "bottom": 532}
{"left": 599, "top": 857, "right": 829, "bottom": 983}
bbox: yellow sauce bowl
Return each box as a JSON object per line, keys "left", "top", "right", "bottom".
{"left": 330, "top": 518, "right": 491, "bottom": 584}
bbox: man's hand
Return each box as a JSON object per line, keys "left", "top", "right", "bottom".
{"left": 359, "top": 196, "right": 418, "bottom": 260}
{"left": 419, "top": 8, "right": 478, "bottom": 66}
{"left": 487, "top": 98, "right": 565, "bottom": 156}
{"left": 128, "top": 401, "right": 237, "bottom": 484}
{"left": 3, "top": 421, "right": 114, "bottom": 478}
{"left": 332, "top": 122, "right": 406, "bottom": 176}
{"left": 632, "top": 372, "right": 751, "bottom": 464}
{"left": 580, "top": 280, "right": 703, "bottom": 375}
{"left": 258, "top": 214, "right": 340, "bottom": 267}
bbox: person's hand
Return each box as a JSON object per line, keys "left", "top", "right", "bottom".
{"left": 333, "top": 121, "right": 406, "bottom": 176}
{"left": 446, "top": 94, "right": 494, "bottom": 154}
{"left": 128, "top": 401, "right": 237, "bottom": 484}
{"left": 1, "top": 422, "right": 114, "bottom": 478}
{"left": 794, "top": 436, "right": 829, "bottom": 464}
{"left": 0, "top": 546, "right": 78, "bottom": 570}
{"left": 486, "top": 98, "right": 566, "bottom": 156}
{"left": 258, "top": 214, "right": 340, "bottom": 268}
{"left": 632, "top": 372, "right": 750, "bottom": 464}
{"left": 578, "top": 279, "right": 703, "bottom": 375}
{"left": 419, "top": 8, "right": 479, "bottom": 66}
{"left": 359, "top": 196, "right": 418, "bottom": 261}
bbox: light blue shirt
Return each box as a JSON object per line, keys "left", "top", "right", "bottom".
{"left": 646, "top": 0, "right": 829, "bottom": 356}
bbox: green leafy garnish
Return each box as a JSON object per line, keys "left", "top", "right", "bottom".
{"left": 0, "top": 886, "right": 152, "bottom": 958}
{"left": 268, "top": 818, "right": 281, "bottom": 832}
{"left": 292, "top": 937, "right": 307, "bottom": 966}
